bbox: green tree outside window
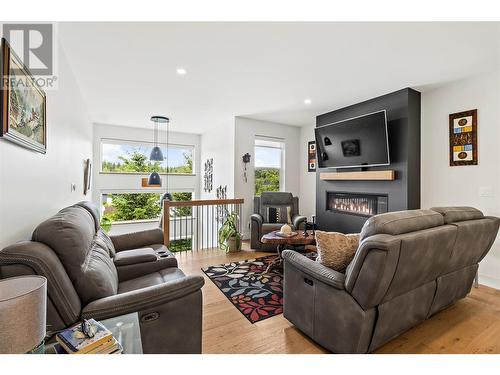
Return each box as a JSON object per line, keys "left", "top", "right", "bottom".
{"left": 255, "top": 168, "right": 280, "bottom": 196}
{"left": 102, "top": 150, "right": 193, "bottom": 174}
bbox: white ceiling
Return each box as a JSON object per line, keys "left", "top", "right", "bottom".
{"left": 58, "top": 22, "right": 499, "bottom": 133}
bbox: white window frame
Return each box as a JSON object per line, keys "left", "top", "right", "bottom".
{"left": 254, "top": 135, "right": 286, "bottom": 192}
{"left": 99, "top": 137, "right": 196, "bottom": 176}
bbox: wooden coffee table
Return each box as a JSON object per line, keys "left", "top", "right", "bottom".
{"left": 261, "top": 230, "right": 316, "bottom": 274}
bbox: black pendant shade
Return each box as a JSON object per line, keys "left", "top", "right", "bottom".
{"left": 148, "top": 171, "right": 162, "bottom": 186}
{"left": 148, "top": 115, "right": 170, "bottom": 191}
{"left": 150, "top": 146, "right": 164, "bottom": 161}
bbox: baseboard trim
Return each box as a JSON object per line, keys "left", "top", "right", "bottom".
{"left": 478, "top": 273, "right": 500, "bottom": 290}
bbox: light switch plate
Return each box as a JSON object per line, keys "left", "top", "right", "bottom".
{"left": 479, "top": 187, "right": 493, "bottom": 197}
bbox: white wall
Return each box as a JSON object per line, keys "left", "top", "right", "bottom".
{"left": 421, "top": 70, "right": 500, "bottom": 289}
{"left": 199, "top": 122, "right": 235, "bottom": 199}
{"left": 0, "top": 45, "right": 93, "bottom": 248}
{"left": 234, "top": 117, "right": 301, "bottom": 238}
{"left": 299, "top": 124, "right": 317, "bottom": 220}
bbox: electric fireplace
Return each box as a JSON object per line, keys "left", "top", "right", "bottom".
{"left": 326, "top": 191, "right": 388, "bottom": 217}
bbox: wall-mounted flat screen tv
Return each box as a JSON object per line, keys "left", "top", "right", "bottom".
{"left": 314, "top": 110, "right": 390, "bottom": 169}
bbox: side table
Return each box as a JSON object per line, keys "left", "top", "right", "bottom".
{"left": 261, "top": 230, "right": 316, "bottom": 273}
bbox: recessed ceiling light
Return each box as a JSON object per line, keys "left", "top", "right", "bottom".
{"left": 304, "top": 98, "right": 312, "bottom": 105}
{"left": 176, "top": 68, "right": 187, "bottom": 75}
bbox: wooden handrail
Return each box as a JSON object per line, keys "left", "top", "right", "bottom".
{"left": 163, "top": 198, "right": 244, "bottom": 208}
{"left": 162, "top": 198, "right": 244, "bottom": 247}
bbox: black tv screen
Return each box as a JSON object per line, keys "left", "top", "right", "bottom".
{"left": 315, "top": 110, "right": 390, "bottom": 169}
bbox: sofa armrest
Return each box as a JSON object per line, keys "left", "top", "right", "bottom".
{"left": 282, "top": 250, "right": 345, "bottom": 290}
{"left": 81, "top": 275, "right": 204, "bottom": 320}
{"left": 292, "top": 214, "right": 307, "bottom": 230}
{"left": 110, "top": 228, "right": 165, "bottom": 252}
{"left": 250, "top": 213, "right": 263, "bottom": 226}
{"left": 113, "top": 248, "right": 157, "bottom": 266}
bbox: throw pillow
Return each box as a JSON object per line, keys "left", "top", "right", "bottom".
{"left": 265, "top": 206, "right": 292, "bottom": 224}
{"left": 315, "top": 231, "right": 360, "bottom": 272}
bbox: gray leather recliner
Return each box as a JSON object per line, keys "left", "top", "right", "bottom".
{"left": 0, "top": 201, "right": 205, "bottom": 354}
{"left": 282, "top": 207, "right": 499, "bottom": 353}
{"left": 250, "top": 192, "right": 307, "bottom": 250}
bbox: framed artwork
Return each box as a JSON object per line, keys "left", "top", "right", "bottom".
{"left": 0, "top": 38, "right": 47, "bottom": 153}
{"left": 83, "top": 159, "right": 92, "bottom": 195}
{"left": 308, "top": 141, "right": 317, "bottom": 172}
{"left": 449, "top": 109, "right": 477, "bottom": 166}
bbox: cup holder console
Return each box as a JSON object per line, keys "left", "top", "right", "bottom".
{"left": 156, "top": 250, "right": 169, "bottom": 258}
{"left": 115, "top": 248, "right": 175, "bottom": 281}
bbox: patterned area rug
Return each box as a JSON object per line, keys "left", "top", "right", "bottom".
{"left": 202, "top": 256, "right": 283, "bottom": 323}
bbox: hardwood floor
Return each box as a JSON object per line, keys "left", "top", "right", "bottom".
{"left": 176, "top": 243, "right": 500, "bottom": 354}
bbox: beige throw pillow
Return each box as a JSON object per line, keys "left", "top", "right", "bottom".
{"left": 315, "top": 231, "right": 360, "bottom": 272}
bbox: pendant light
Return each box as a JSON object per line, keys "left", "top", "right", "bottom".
{"left": 148, "top": 116, "right": 170, "bottom": 187}
{"left": 148, "top": 171, "right": 162, "bottom": 186}
{"left": 150, "top": 116, "right": 164, "bottom": 161}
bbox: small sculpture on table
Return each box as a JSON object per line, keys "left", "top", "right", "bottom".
{"left": 303, "top": 215, "right": 316, "bottom": 237}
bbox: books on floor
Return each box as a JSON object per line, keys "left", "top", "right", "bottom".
{"left": 55, "top": 319, "right": 123, "bottom": 354}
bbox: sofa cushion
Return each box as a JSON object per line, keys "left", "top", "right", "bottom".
{"left": 75, "top": 201, "right": 101, "bottom": 231}
{"left": 360, "top": 209, "right": 444, "bottom": 241}
{"left": 97, "top": 229, "right": 116, "bottom": 257}
{"left": 430, "top": 206, "right": 484, "bottom": 224}
{"left": 315, "top": 231, "right": 360, "bottom": 272}
{"left": 32, "top": 205, "right": 118, "bottom": 305}
{"left": 118, "top": 268, "right": 186, "bottom": 294}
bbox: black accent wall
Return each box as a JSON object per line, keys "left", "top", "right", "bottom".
{"left": 315, "top": 88, "right": 421, "bottom": 233}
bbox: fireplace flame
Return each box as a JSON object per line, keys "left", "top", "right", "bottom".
{"left": 330, "top": 196, "right": 375, "bottom": 216}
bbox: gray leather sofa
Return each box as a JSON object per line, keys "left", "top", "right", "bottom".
{"left": 0, "top": 201, "right": 205, "bottom": 354}
{"left": 283, "top": 207, "right": 499, "bottom": 353}
{"left": 250, "top": 192, "right": 307, "bottom": 250}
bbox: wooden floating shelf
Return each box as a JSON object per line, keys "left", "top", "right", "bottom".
{"left": 320, "top": 170, "right": 395, "bottom": 181}
{"left": 141, "top": 177, "right": 160, "bottom": 187}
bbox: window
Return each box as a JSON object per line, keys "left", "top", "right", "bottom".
{"left": 254, "top": 136, "right": 285, "bottom": 195}
{"left": 101, "top": 192, "right": 193, "bottom": 252}
{"left": 101, "top": 191, "right": 193, "bottom": 222}
{"left": 101, "top": 139, "right": 194, "bottom": 174}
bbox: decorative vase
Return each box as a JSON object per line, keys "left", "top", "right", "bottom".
{"left": 225, "top": 236, "right": 241, "bottom": 253}
{"left": 280, "top": 223, "right": 292, "bottom": 234}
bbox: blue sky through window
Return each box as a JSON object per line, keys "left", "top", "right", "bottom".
{"left": 102, "top": 143, "right": 192, "bottom": 168}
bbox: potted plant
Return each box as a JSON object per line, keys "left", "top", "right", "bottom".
{"left": 218, "top": 211, "right": 241, "bottom": 253}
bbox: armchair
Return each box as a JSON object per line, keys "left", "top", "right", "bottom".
{"left": 0, "top": 201, "right": 204, "bottom": 354}
{"left": 250, "top": 192, "right": 307, "bottom": 250}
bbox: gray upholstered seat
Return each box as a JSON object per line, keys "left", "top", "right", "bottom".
{"left": 0, "top": 201, "right": 204, "bottom": 354}
{"left": 250, "top": 192, "right": 307, "bottom": 250}
{"left": 118, "top": 268, "right": 187, "bottom": 294}
{"left": 282, "top": 207, "right": 499, "bottom": 353}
